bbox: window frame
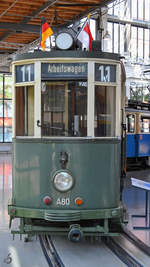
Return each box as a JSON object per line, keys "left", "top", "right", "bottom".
{"left": 41, "top": 80, "right": 88, "bottom": 137}
{"left": 0, "top": 74, "right": 12, "bottom": 143}
{"left": 13, "top": 59, "right": 121, "bottom": 139}
{"left": 140, "top": 114, "right": 150, "bottom": 133}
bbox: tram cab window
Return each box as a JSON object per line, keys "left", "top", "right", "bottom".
{"left": 95, "top": 86, "right": 115, "bottom": 137}
{"left": 41, "top": 81, "right": 87, "bottom": 137}
{"left": 140, "top": 116, "right": 150, "bottom": 133}
{"left": 16, "top": 86, "right": 34, "bottom": 136}
{"left": 126, "top": 114, "right": 135, "bottom": 133}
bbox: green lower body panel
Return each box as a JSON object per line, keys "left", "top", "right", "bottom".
{"left": 8, "top": 204, "right": 125, "bottom": 238}
{"left": 9, "top": 205, "right": 123, "bottom": 221}
{"left": 9, "top": 138, "right": 126, "bottom": 239}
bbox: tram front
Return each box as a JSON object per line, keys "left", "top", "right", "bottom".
{"left": 8, "top": 49, "right": 126, "bottom": 241}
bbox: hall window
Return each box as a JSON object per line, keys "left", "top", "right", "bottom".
{"left": 0, "top": 74, "right": 12, "bottom": 142}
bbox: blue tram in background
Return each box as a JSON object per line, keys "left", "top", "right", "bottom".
{"left": 126, "top": 100, "right": 150, "bottom": 166}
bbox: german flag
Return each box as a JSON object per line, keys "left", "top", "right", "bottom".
{"left": 40, "top": 17, "right": 53, "bottom": 50}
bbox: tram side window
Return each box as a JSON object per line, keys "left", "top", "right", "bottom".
{"left": 140, "top": 117, "right": 150, "bottom": 133}
{"left": 41, "top": 81, "right": 87, "bottom": 137}
{"left": 126, "top": 114, "right": 135, "bottom": 133}
{"left": 95, "top": 86, "right": 116, "bottom": 137}
{"left": 16, "top": 86, "right": 34, "bottom": 136}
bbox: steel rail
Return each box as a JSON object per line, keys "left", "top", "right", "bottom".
{"left": 40, "top": 231, "right": 150, "bottom": 267}
{"left": 123, "top": 227, "right": 150, "bottom": 257}
{"left": 39, "top": 235, "right": 65, "bottom": 267}
{"left": 103, "top": 232, "right": 150, "bottom": 267}
{"left": 104, "top": 237, "right": 144, "bottom": 267}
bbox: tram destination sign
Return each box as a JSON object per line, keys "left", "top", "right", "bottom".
{"left": 16, "top": 64, "right": 34, "bottom": 83}
{"left": 95, "top": 64, "right": 116, "bottom": 83}
{"left": 41, "top": 63, "right": 87, "bottom": 80}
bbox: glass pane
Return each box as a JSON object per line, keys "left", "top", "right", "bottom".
{"left": 143, "top": 85, "right": 150, "bottom": 102}
{"left": 0, "top": 100, "right": 3, "bottom": 142}
{"left": 4, "top": 100, "right": 12, "bottom": 142}
{"left": 0, "top": 100, "right": 3, "bottom": 117}
{"left": 108, "top": 3, "right": 113, "bottom": 15}
{"left": 138, "top": 28, "right": 143, "bottom": 59}
{"left": 41, "top": 81, "right": 87, "bottom": 137}
{"left": 114, "top": 23, "right": 118, "bottom": 53}
{"left": 107, "top": 23, "right": 113, "bottom": 52}
{"left": 120, "top": 0, "right": 125, "bottom": 18}
{"left": 16, "top": 86, "right": 34, "bottom": 136}
{"left": 95, "top": 86, "right": 116, "bottom": 137}
{"left": 138, "top": 0, "right": 144, "bottom": 20}
{"left": 132, "top": 0, "right": 137, "bottom": 19}
{"left": 141, "top": 117, "right": 150, "bottom": 133}
{"left": 126, "top": 115, "right": 135, "bottom": 133}
{"left": 131, "top": 27, "right": 137, "bottom": 60}
{"left": 144, "top": 29, "right": 149, "bottom": 61}
{"left": 4, "top": 75, "right": 12, "bottom": 99}
{"left": 4, "top": 100, "right": 12, "bottom": 118}
{"left": 145, "top": 0, "right": 150, "bottom": 21}
{"left": 0, "top": 123, "right": 3, "bottom": 142}
{"left": 4, "top": 124, "right": 12, "bottom": 142}
{"left": 114, "top": 0, "right": 120, "bottom": 16}
{"left": 0, "top": 75, "right": 3, "bottom": 99}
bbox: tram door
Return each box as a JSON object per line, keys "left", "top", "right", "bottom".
{"left": 41, "top": 81, "right": 87, "bottom": 137}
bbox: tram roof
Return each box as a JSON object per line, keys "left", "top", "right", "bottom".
{"left": 13, "top": 50, "right": 120, "bottom": 62}
{"left": 0, "top": 0, "right": 114, "bottom": 56}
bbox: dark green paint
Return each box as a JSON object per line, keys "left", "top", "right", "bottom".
{"left": 11, "top": 138, "right": 121, "bottom": 210}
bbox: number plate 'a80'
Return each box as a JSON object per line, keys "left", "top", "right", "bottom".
{"left": 56, "top": 198, "right": 70, "bottom": 206}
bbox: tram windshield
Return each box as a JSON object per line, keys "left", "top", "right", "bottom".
{"left": 94, "top": 85, "right": 116, "bottom": 137}
{"left": 41, "top": 81, "right": 87, "bottom": 137}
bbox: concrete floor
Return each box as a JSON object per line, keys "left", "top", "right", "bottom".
{"left": 0, "top": 154, "right": 150, "bottom": 266}
{"left": 123, "top": 168, "right": 150, "bottom": 247}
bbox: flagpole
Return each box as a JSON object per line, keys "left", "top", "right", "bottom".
{"left": 76, "top": 16, "right": 88, "bottom": 39}
{"left": 87, "top": 13, "right": 91, "bottom": 23}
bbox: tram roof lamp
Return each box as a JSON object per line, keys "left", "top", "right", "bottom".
{"left": 56, "top": 32, "right": 73, "bottom": 50}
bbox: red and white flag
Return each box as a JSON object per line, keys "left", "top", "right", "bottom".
{"left": 77, "top": 21, "right": 93, "bottom": 51}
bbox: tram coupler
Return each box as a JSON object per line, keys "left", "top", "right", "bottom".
{"left": 68, "top": 224, "right": 83, "bottom": 242}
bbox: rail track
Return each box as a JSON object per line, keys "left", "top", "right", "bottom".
{"left": 39, "top": 232, "right": 150, "bottom": 267}
{"left": 39, "top": 235, "right": 64, "bottom": 267}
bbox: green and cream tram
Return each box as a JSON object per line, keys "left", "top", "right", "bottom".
{"left": 8, "top": 49, "right": 126, "bottom": 242}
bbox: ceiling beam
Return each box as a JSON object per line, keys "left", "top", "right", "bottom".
{"left": 107, "top": 14, "right": 150, "bottom": 29}
{"left": 20, "top": 0, "right": 58, "bottom": 24}
{"left": 0, "top": 22, "right": 40, "bottom": 33}
{"left": 0, "top": 0, "right": 58, "bottom": 41}
{"left": 55, "top": 3, "right": 100, "bottom": 7}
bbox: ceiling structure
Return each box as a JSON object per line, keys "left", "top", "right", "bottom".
{"left": 0, "top": 0, "right": 114, "bottom": 71}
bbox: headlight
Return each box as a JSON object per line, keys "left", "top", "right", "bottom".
{"left": 53, "top": 171, "right": 73, "bottom": 192}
